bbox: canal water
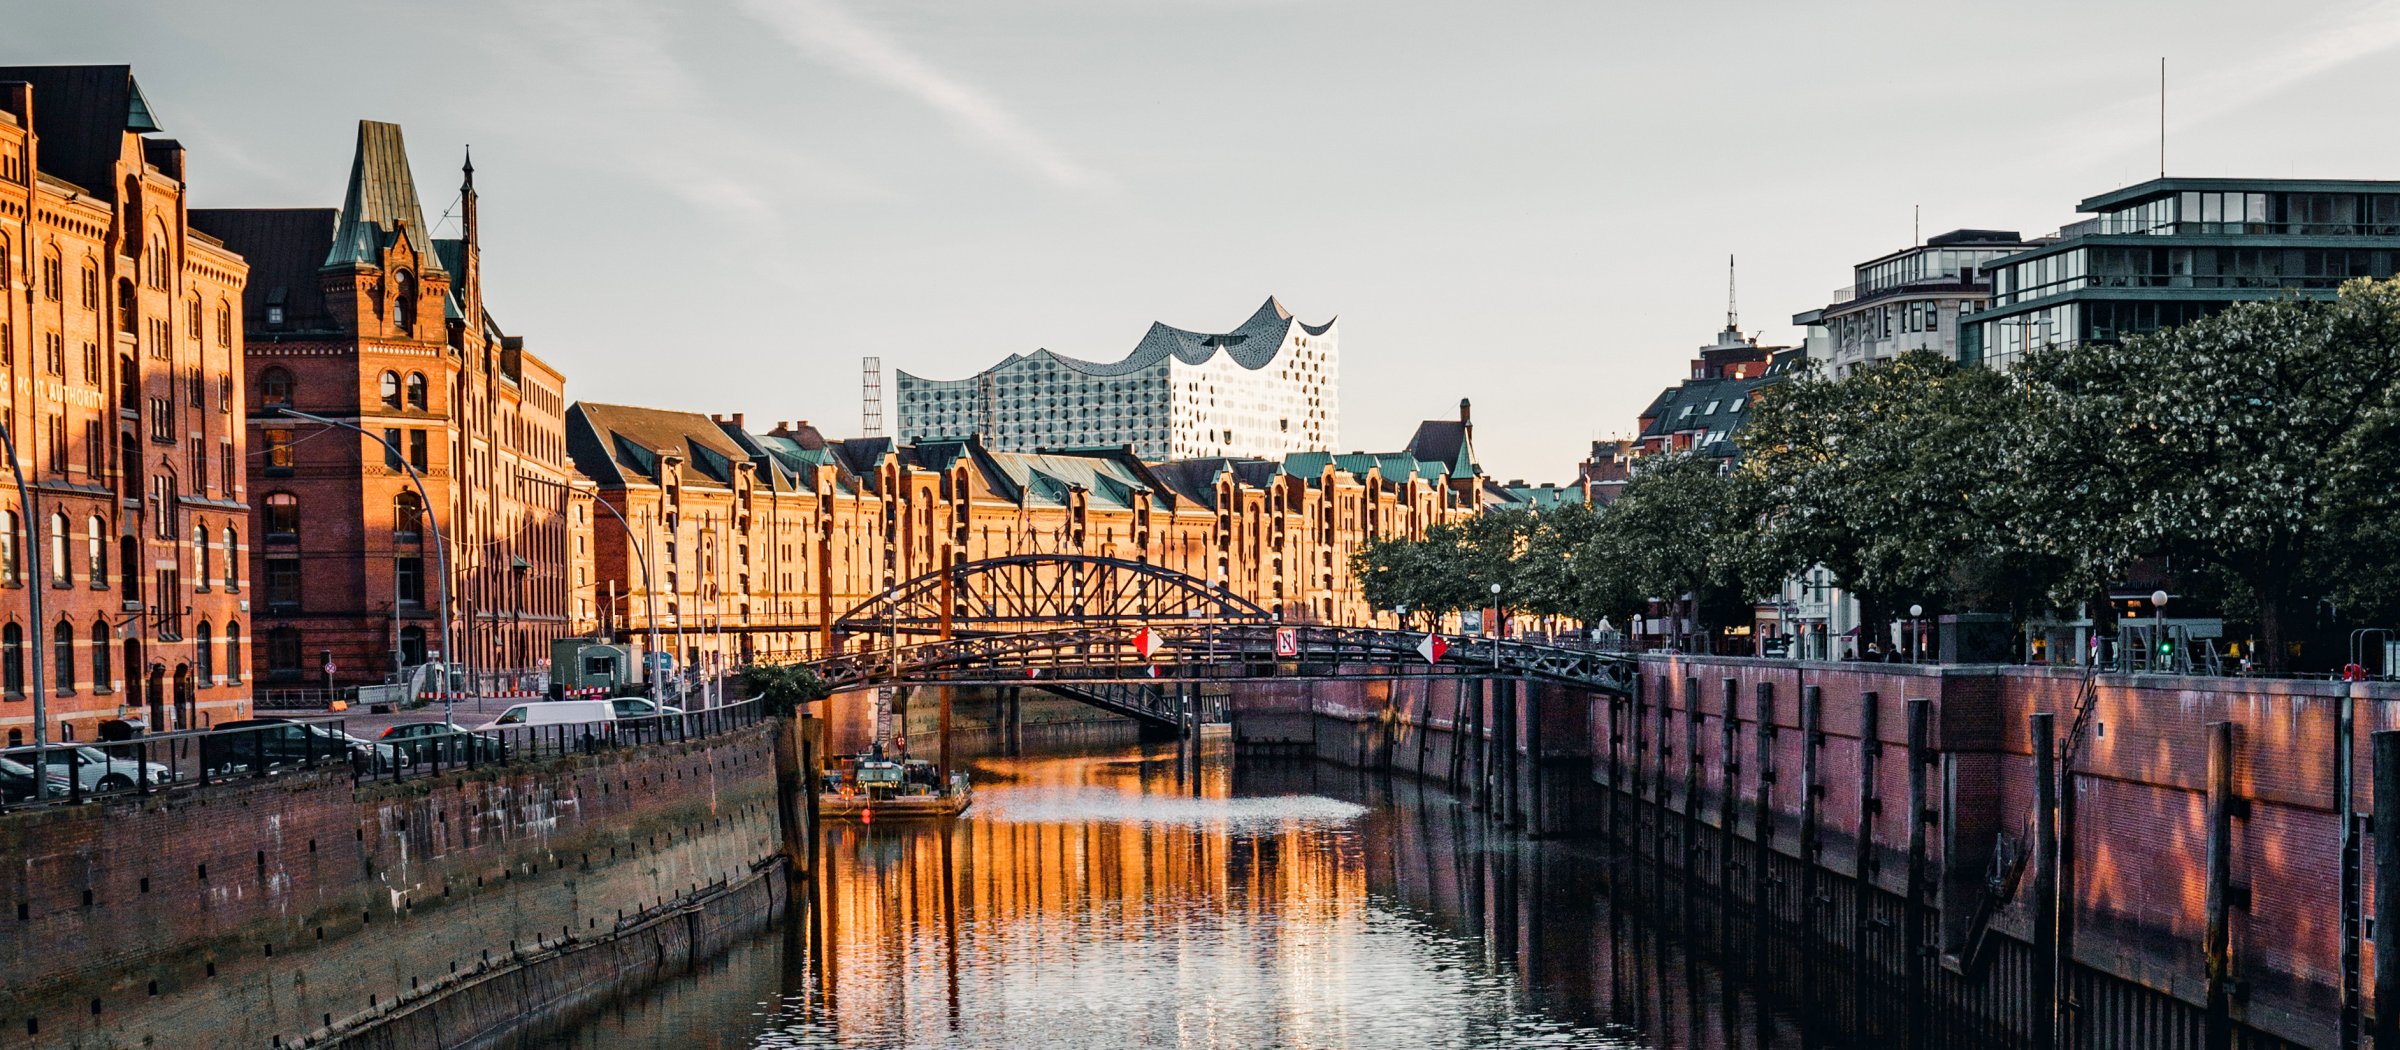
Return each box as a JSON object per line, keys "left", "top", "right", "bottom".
{"left": 536, "top": 739, "right": 1839, "bottom": 1049}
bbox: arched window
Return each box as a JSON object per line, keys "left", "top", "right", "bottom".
{"left": 216, "top": 299, "right": 232, "bottom": 346}
{"left": 86, "top": 515, "right": 105, "bottom": 587}
{"left": 192, "top": 522, "right": 208, "bottom": 584}
{"left": 0, "top": 510, "right": 19, "bottom": 586}
{"left": 225, "top": 620, "right": 241, "bottom": 683}
{"left": 2, "top": 624, "right": 22, "bottom": 694}
{"left": 405, "top": 371, "right": 428, "bottom": 410}
{"left": 195, "top": 621, "right": 213, "bottom": 682}
{"left": 393, "top": 269, "right": 417, "bottom": 331}
{"left": 260, "top": 367, "right": 293, "bottom": 406}
{"left": 54, "top": 620, "right": 74, "bottom": 694}
{"left": 394, "top": 490, "right": 424, "bottom": 537}
{"left": 186, "top": 294, "right": 202, "bottom": 340}
{"left": 264, "top": 493, "right": 299, "bottom": 541}
{"left": 91, "top": 619, "right": 111, "bottom": 692}
{"left": 380, "top": 370, "right": 402, "bottom": 409}
{"left": 266, "top": 625, "right": 302, "bottom": 677}
{"left": 47, "top": 512, "right": 67, "bottom": 586}
{"left": 222, "top": 526, "right": 238, "bottom": 590}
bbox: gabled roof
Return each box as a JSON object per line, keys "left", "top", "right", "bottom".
{"left": 0, "top": 65, "right": 154, "bottom": 195}
{"left": 568, "top": 402, "right": 751, "bottom": 489}
{"left": 1404, "top": 419, "right": 1477, "bottom": 478}
{"left": 324, "top": 121, "right": 444, "bottom": 274}
{"left": 189, "top": 208, "right": 340, "bottom": 332}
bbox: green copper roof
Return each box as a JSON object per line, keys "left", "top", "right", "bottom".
{"left": 323, "top": 120, "right": 445, "bottom": 274}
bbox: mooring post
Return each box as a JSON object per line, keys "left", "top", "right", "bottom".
{"left": 1524, "top": 678, "right": 1545, "bottom": 835}
{"left": 2372, "top": 730, "right": 2400, "bottom": 1050}
{"left": 1676, "top": 676, "right": 1697, "bottom": 877}
{"left": 1853, "top": 690, "right": 1881, "bottom": 1042}
{"left": 2339, "top": 692, "right": 2362, "bottom": 1050}
{"left": 2032, "top": 711, "right": 2058, "bottom": 1050}
{"left": 2204, "top": 720, "right": 2235, "bottom": 1050}
{"left": 1753, "top": 681, "right": 1777, "bottom": 926}
{"left": 1798, "top": 684, "right": 1823, "bottom": 1033}
{"left": 1606, "top": 691, "right": 1625, "bottom": 847}
{"left": 1905, "top": 698, "right": 1932, "bottom": 1050}
{"left": 1719, "top": 678, "right": 1740, "bottom": 896}
{"left": 1633, "top": 674, "right": 1652, "bottom": 851}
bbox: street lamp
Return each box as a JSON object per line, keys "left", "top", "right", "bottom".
{"left": 0, "top": 424, "right": 49, "bottom": 751}
{"left": 279, "top": 407, "right": 456, "bottom": 727}
{"left": 2151, "top": 589, "right": 2170, "bottom": 672}
{"left": 1909, "top": 603, "right": 1924, "bottom": 663}
{"left": 1490, "top": 583, "right": 1503, "bottom": 670}
{"left": 517, "top": 470, "right": 660, "bottom": 704}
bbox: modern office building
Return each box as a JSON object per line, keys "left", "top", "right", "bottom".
{"left": 894, "top": 297, "right": 1337, "bottom": 461}
{"left": 1965, "top": 178, "right": 2400, "bottom": 370}
{"left": 1806, "top": 229, "right": 2038, "bottom": 376}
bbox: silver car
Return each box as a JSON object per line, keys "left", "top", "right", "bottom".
{"left": 30, "top": 746, "right": 174, "bottom": 792}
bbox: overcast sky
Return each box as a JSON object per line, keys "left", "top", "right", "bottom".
{"left": 12, "top": 0, "right": 2400, "bottom": 480}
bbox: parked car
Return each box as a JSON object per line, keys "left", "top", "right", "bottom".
{"left": 0, "top": 756, "right": 62, "bottom": 803}
{"left": 203, "top": 718, "right": 407, "bottom": 775}
{"left": 378, "top": 721, "right": 502, "bottom": 764}
{"left": 474, "top": 699, "right": 618, "bottom": 733}
{"left": 610, "top": 697, "right": 684, "bottom": 719}
{"left": 28, "top": 746, "right": 174, "bottom": 793}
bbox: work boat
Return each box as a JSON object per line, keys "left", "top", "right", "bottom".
{"left": 821, "top": 755, "right": 971, "bottom": 823}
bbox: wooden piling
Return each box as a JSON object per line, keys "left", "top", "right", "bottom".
{"left": 1718, "top": 678, "right": 1740, "bottom": 897}
{"left": 2032, "top": 711, "right": 2058, "bottom": 1050}
{"left": 2371, "top": 730, "right": 2400, "bottom": 1049}
{"left": 1905, "top": 698, "right": 1932, "bottom": 1050}
{"left": 1853, "top": 690, "right": 1880, "bottom": 1041}
{"left": 1524, "top": 678, "right": 1544, "bottom": 835}
{"left": 2204, "top": 720, "right": 2234, "bottom": 1050}
{"left": 2340, "top": 693, "right": 2361, "bottom": 1050}
{"left": 1798, "top": 684, "right": 1823, "bottom": 1032}
{"left": 1752, "top": 682, "right": 1776, "bottom": 926}
{"left": 1684, "top": 676, "right": 1703, "bottom": 880}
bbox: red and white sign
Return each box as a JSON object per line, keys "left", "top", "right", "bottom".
{"left": 1274, "top": 627, "right": 1299, "bottom": 657}
{"left": 1417, "top": 633, "right": 1449, "bottom": 665}
{"left": 1132, "top": 626, "right": 1161, "bottom": 659}
{"left": 1146, "top": 664, "right": 1163, "bottom": 679}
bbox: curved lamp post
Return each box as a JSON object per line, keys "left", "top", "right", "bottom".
{"left": 277, "top": 407, "right": 455, "bottom": 727}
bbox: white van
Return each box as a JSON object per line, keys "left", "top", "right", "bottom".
{"left": 474, "top": 699, "right": 618, "bottom": 733}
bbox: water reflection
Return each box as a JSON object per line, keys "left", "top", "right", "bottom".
{"left": 541, "top": 740, "right": 1836, "bottom": 1049}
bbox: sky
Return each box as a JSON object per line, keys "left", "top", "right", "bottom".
{"left": 11, "top": 0, "right": 2400, "bottom": 481}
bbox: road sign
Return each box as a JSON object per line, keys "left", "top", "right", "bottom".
{"left": 1274, "top": 627, "right": 1299, "bottom": 657}
{"left": 1417, "top": 633, "right": 1448, "bottom": 665}
{"left": 1132, "top": 626, "right": 1160, "bottom": 659}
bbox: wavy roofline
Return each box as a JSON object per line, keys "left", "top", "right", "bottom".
{"left": 896, "top": 297, "right": 1334, "bottom": 386}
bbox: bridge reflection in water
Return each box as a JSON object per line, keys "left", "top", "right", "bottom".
{"left": 537, "top": 742, "right": 1862, "bottom": 1049}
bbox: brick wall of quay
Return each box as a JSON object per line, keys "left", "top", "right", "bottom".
{"left": 0, "top": 723, "right": 787, "bottom": 1048}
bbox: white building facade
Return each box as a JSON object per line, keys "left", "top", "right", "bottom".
{"left": 895, "top": 298, "right": 1338, "bottom": 461}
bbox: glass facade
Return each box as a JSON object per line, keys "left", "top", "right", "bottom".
{"left": 1969, "top": 180, "right": 2400, "bottom": 368}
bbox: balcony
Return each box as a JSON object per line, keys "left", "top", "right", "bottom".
{"left": 2057, "top": 217, "right": 2400, "bottom": 239}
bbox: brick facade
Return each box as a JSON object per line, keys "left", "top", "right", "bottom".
{"left": 0, "top": 67, "right": 251, "bottom": 744}
{"left": 195, "top": 122, "right": 576, "bottom": 693}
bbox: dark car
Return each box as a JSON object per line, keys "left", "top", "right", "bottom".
{"left": 0, "top": 756, "right": 49, "bottom": 804}
{"left": 203, "top": 718, "right": 405, "bottom": 775}
{"left": 378, "top": 721, "right": 502, "bottom": 764}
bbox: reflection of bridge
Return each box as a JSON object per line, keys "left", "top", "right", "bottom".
{"left": 811, "top": 555, "right": 1634, "bottom": 728}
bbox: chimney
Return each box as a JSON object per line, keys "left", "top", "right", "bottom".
{"left": 1458, "top": 398, "right": 1472, "bottom": 424}
{"left": 730, "top": 412, "right": 745, "bottom": 429}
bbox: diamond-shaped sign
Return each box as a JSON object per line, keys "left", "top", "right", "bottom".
{"left": 1133, "top": 626, "right": 1160, "bottom": 659}
{"left": 1417, "top": 633, "right": 1448, "bottom": 665}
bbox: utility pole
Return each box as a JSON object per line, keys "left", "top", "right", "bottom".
{"left": 0, "top": 424, "right": 48, "bottom": 750}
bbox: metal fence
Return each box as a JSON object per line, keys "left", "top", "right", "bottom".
{"left": 0, "top": 697, "right": 766, "bottom": 814}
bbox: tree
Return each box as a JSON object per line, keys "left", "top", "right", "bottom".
{"left": 1737, "top": 350, "right": 2067, "bottom": 635}
{"left": 739, "top": 662, "right": 832, "bottom": 716}
{"left": 2011, "top": 277, "right": 2400, "bottom": 670}
{"left": 1510, "top": 500, "right": 1602, "bottom": 625}
{"left": 1577, "top": 453, "right": 1755, "bottom": 650}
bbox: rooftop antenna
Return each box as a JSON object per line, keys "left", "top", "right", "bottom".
{"left": 2160, "top": 57, "right": 2167, "bottom": 178}
{"left": 1725, "top": 254, "right": 1739, "bottom": 333}
{"left": 1914, "top": 204, "right": 1920, "bottom": 245}
{"left": 861, "top": 356, "right": 884, "bottom": 438}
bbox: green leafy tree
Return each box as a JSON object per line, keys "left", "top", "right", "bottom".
{"left": 1576, "top": 453, "right": 1756, "bottom": 649}
{"left": 740, "top": 662, "right": 833, "bottom": 716}
{"left": 1737, "top": 350, "right": 2066, "bottom": 633}
{"left": 2011, "top": 277, "right": 2400, "bottom": 670}
{"left": 1511, "top": 500, "right": 1602, "bottom": 624}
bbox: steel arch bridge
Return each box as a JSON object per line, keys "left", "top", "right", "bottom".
{"left": 833, "top": 554, "right": 1275, "bottom": 638}
{"left": 812, "top": 620, "right": 1636, "bottom": 730}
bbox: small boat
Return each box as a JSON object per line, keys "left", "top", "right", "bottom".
{"left": 819, "top": 756, "right": 971, "bottom": 823}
